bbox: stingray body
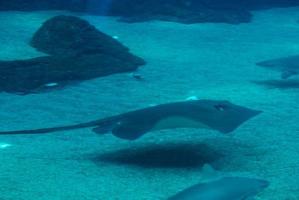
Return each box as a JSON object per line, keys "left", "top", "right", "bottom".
{"left": 0, "top": 100, "right": 261, "bottom": 140}
{"left": 256, "top": 55, "right": 299, "bottom": 79}
{"left": 168, "top": 177, "right": 269, "bottom": 200}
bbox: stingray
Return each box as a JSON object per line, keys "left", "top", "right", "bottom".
{"left": 256, "top": 55, "right": 299, "bottom": 79}
{"left": 0, "top": 100, "right": 261, "bottom": 140}
{"left": 168, "top": 177, "right": 269, "bottom": 200}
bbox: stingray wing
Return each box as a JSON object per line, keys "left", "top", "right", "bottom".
{"left": 199, "top": 102, "right": 262, "bottom": 134}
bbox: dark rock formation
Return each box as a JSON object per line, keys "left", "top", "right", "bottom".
{"left": 0, "top": 15, "right": 145, "bottom": 94}
{"left": 1, "top": 0, "right": 299, "bottom": 24}
{"left": 30, "top": 15, "right": 142, "bottom": 62}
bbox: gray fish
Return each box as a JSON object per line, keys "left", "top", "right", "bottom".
{"left": 0, "top": 100, "right": 261, "bottom": 140}
{"left": 168, "top": 177, "right": 269, "bottom": 200}
{"left": 256, "top": 55, "right": 299, "bottom": 79}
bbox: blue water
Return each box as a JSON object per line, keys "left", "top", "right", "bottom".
{"left": 0, "top": 2, "right": 299, "bottom": 200}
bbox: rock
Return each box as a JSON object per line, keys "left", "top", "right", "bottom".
{"left": 0, "top": 15, "right": 145, "bottom": 94}
{"left": 31, "top": 15, "right": 138, "bottom": 60}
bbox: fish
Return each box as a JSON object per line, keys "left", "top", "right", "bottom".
{"left": 0, "top": 100, "right": 261, "bottom": 140}
{"left": 256, "top": 55, "right": 299, "bottom": 79}
{"left": 168, "top": 177, "right": 269, "bottom": 200}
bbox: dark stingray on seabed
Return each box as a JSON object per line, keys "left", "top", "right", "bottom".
{"left": 0, "top": 100, "right": 261, "bottom": 140}
{"left": 253, "top": 79, "right": 299, "bottom": 89}
{"left": 256, "top": 55, "right": 299, "bottom": 79}
{"left": 168, "top": 177, "right": 269, "bottom": 200}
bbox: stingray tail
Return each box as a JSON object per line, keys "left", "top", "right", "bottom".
{"left": 0, "top": 116, "right": 120, "bottom": 135}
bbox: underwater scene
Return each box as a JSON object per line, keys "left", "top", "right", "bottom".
{"left": 0, "top": 0, "right": 299, "bottom": 199}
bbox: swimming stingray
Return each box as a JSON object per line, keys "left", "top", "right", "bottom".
{"left": 0, "top": 100, "right": 261, "bottom": 140}
{"left": 168, "top": 177, "right": 269, "bottom": 200}
{"left": 256, "top": 55, "right": 299, "bottom": 79}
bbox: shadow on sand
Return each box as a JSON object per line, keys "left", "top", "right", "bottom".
{"left": 90, "top": 142, "right": 224, "bottom": 169}
{"left": 253, "top": 79, "right": 299, "bottom": 89}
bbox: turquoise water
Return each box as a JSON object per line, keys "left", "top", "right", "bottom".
{"left": 0, "top": 6, "right": 299, "bottom": 200}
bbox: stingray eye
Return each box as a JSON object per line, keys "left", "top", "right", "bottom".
{"left": 214, "top": 104, "right": 227, "bottom": 111}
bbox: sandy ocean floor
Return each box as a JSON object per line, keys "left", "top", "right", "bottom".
{"left": 0, "top": 7, "right": 299, "bottom": 200}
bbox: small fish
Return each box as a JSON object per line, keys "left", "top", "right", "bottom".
{"left": 168, "top": 177, "right": 269, "bottom": 200}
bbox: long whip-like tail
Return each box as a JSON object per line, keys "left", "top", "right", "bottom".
{"left": 0, "top": 115, "right": 120, "bottom": 135}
